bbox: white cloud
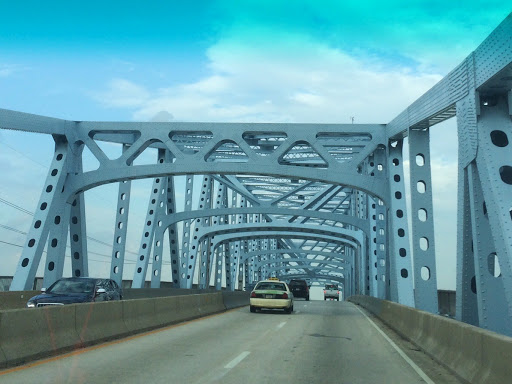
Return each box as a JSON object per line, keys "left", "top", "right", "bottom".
{"left": 0, "top": 64, "right": 27, "bottom": 77}
{"left": 93, "top": 78, "right": 150, "bottom": 108}
{"left": 94, "top": 35, "right": 443, "bottom": 124}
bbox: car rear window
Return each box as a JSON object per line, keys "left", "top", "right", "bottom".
{"left": 325, "top": 285, "right": 337, "bottom": 290}
{"left": 255, "top": 282, "right": 287, "bottom": 291}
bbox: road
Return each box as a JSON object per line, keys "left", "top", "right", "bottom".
{"left": 0, "top": 301, "right": 463, "bottom": 383}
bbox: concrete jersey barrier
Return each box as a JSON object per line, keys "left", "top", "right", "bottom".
{"left": 0, "top": 291, "right": 247, "bottom": 368}
{"left": 348, "top": 295, "right": 512, "bottom": 384}
{"left": 222, "top": 291, "right": 250, "bottom": 309}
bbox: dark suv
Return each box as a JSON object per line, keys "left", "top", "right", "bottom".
{"left": 288, "top": 279, "right": 309, "bottom": 301}
{"left": 26, "top": 277, "right": 123, "bottom": 307}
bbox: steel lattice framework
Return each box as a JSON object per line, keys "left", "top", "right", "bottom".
{"left": 1, "top": 14, "right": 511, "bottom": 335}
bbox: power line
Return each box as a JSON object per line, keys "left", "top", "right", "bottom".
{"left": 0, "top": 139, "right": 146, "bottom": 221}
{"left": 0, "top": 195, "right": 139, "bottom": 255}
{"left": 0, "top": 197, "right": 34, "bottom": 215}
{"left": 0, "top": 238, "right": 172, "bottom": 266}
{"left": 0, "top": 140, "right": 51, "bottom": 169}
{"left": 0, "top": 224, "right": 27, "bottom": 236}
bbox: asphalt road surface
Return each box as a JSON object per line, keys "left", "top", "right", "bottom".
{"left": 0, "top": 300, "right": 464, "bottom": 384}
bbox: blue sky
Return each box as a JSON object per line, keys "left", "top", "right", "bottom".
{"left": 0, "top": 1, "right": 510, "bottom": 289}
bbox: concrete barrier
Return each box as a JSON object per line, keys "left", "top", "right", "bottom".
{"left": 222, "top": 291, "right": 250, "bottom": 309}
{"left": 75, "top": 301, "right": 129, "bottom": 346}
{"left": 0, "top": 291, "right": 39, "bottom": 311}
{"left": 122, "top": 297, "right": 159, "bottom": 333}
{"left": 0, "top": 305, "right": 80, "bottom": 366}
{"left": 0, "top": 290, "right": 248, "bottom": 368}
{"left": 154, "top": 296, "right": 182, "bottom": 326}
{"left": 348, "top": 295, "right": 512, "bottom": 384}
{"left": 199, "top": 292, "right": 226, "bottom": 316}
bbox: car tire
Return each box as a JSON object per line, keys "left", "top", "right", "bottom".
{"left": 250, "top": 305, "right": 256, "bottom": 313}
{"left": 324, "top": 297, "right": 326, "bottom": 300}
{"left": 336, "top": 298, "right": 339, "bottom": 301}
{"left": 306, "top": 296, "right": 310, "bottom": 301}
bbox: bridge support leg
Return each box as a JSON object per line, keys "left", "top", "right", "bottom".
{"left": 387, "top": 139, "right": 415, "bottom": 306}
{"left": 132, "top": 151, "right": 167, "bottom": 288}
{"left": 42, "top": 194, "right": 70, "bottom": 288}
{"left": 457, "top": 92, "right": 512, "bottom": 335}
{"left": 11, "top": 136, "right": 70, "bottom": 291}
{"left": 165, "top": 174, "right": 180, "bottom": 287}
{"left": 151, "top": 176, "right": 170, "bottom": 288}
{"left": 110, "top": 144, "right": 132, "bottom": 287}
{"left": 408, "top": 127, "right": 439, "bottom": 313}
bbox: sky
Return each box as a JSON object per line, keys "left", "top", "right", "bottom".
{"left": 0, "top": 1, "right": 510, "bottom": 290}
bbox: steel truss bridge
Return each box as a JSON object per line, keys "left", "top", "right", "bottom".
{"left": 1, "top": 14, "right": 511, "bottom": 336}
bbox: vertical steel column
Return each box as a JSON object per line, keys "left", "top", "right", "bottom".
{"left": 467, "top": 164, "right": 511, "bottom": 334}
{"left": 456, "top": 166, "right": 479, "bottom": 325}
{"left": 43, "top": 139, "right": 84, "bottom": 287}
{"left": 165, "top": 173, "right": 180, "bottom": 286}
{"left": 110, "top": 144, "right": 132, "bottom": 286}
{"left": 375, "top": 199, "right": 387, "bottom": 299}
{"left": 225, "top": 193, "right": 239, "bottom": 291}
{"left": 150, "top": 150, "right": 172, "bottom": 288}
{"left": 150, "top": 177, "right": 168, "bottom": 288}
{"left": 197, "top": 176, "right": 213, "bottom": 289}
{"left": 226, "top": 240, "right": 235, "bottom": 291}
{"left": 373, "top": 146, "right": 389, "bottom": 299}
{"left": 408, "top": 127, "right": 439, "bottom": 313}
{"left": 253, "top": 214, "right": 262, "bottom": 282}
{"left": 11, "top": 136, "right": 70, "bottom": 291}
{"left": 456, "top": 89, "right": 480, "bottom": 325}
{"left": 472, "top": 93, "right": 512, "bottom": 335}
{"left": 387, "top": 140, "right": 415, "bottom": 306}
{"left": 261, "top": 232, "right": 269, "bottom": 279}
{"left": 356, "top": 190, "right": 368, "bottom": 294}
{"left": 349, "top": 193, "right": 363, "bottom": 294}
{"left": 42, "top": 200, "right": 70, "bottom": 288}
{"left": 132, "top": 155, "right": 167, "bottom": 288}
{"left": 180, "top": 175, "right": 195, "bottom": 288}
{"left": 235, "top": 196, "right": 247, "bottom": 290}
{"left": 367, "top": 156, "right": 379, "bottom": 297}
{"left": 247, "top": 213, "right": 256, "bottom": 283}
{"left": 67, "top": 141, "right": 89, "bottom": 279}
{"left": 69, "top": 193, "right": 88, "bottom": 278}
{"left": 213, "top": 182, "right": 227, "bottom": 289}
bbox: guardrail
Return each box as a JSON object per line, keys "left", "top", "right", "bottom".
{"left": 348, "top": 295, "right": 512, "bottom": 384}
{"left": 0, "top": 291, "right": 249, "bottom": 368}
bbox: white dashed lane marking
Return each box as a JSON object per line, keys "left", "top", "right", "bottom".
{"left": 276, "top": 322, "right": 286, "bottom": 330}
{"left": 224, "top": 351, "right": 250, "bottom": 369}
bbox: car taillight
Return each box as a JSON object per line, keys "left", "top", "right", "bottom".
{"left": 337, "top": 291, "right": 340, "bottom": 294}
{"left": 323, "top": 290, "right": 326, "bottom": 294}
{"left": 250, "top": 292, "right": 256, "bottom": 298}
{"left": 282, "top": 293, "right": 288, "bottom": 299}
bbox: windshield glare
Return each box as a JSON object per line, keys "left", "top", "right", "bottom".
{"left": 48, "top": 280, "right": 95, "bottom": 294}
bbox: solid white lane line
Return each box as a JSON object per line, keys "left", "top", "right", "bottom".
{"left": 224, "top": 351, "right": 250, "bottom": 369}
{"left": 276, "top": 322, "right": 286, "bottom": 329}
{"left": 355, "top": 306, "right": 435, "bottom": 384}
